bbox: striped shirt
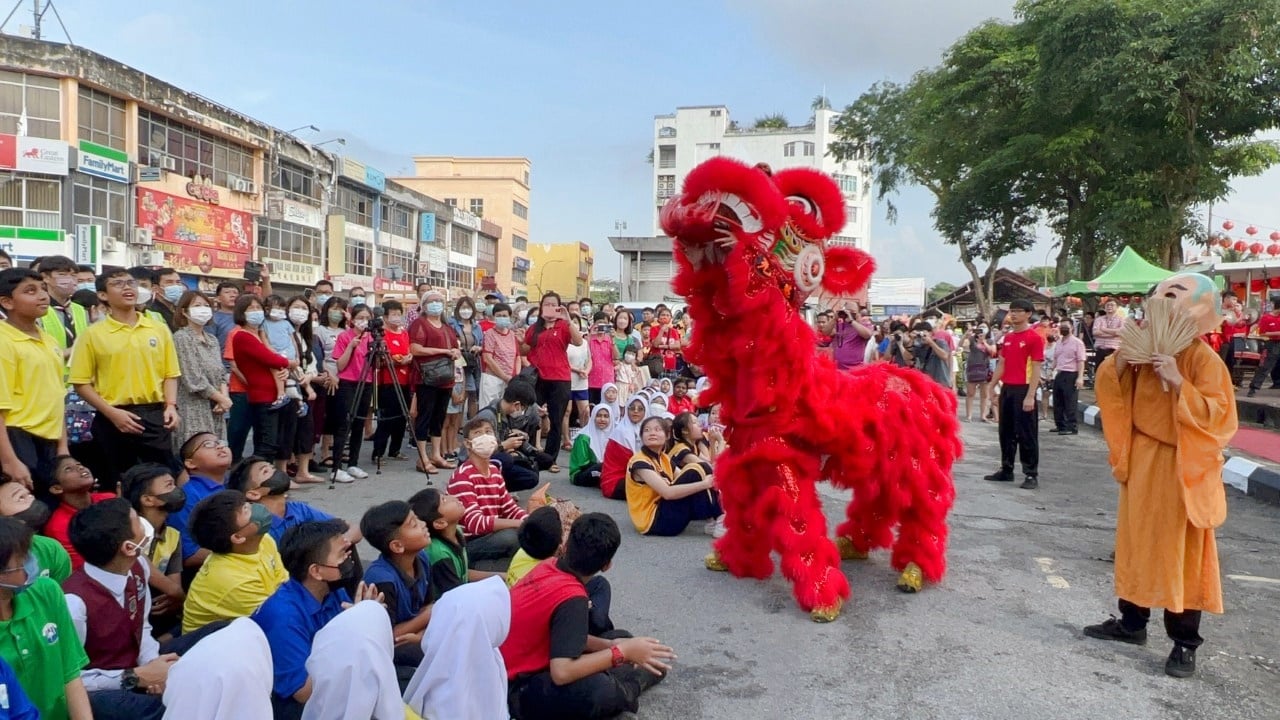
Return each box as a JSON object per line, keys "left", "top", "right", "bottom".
{"left": 448, "top": 459, "right": 528, "bottom": 537}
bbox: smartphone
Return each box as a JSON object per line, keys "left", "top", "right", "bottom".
{"left": 243, "top": 261, "right": 265, "bottom": 283}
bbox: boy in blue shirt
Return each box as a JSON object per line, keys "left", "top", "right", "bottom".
{"left": 0, "top": 656, "right": 39, "bottom": 720}
{"left": 169, "top": 431, "right": 233, "bottom": 569}
{"left": 251, "top": 519, "right": 378, "bottom": 720}
{"left": 360, "top": 501, "right": 433, "bottom": 669}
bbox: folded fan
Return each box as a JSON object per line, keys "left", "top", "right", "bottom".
{"left": 1116, "top": 297, "right": 1201, "bottom": 389}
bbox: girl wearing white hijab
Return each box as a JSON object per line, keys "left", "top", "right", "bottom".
{"left": 403, "top": 576, "right": 511, "bottom": 720}
{"left": 599, "top": 393, "right": 647, "bottom": 500}
{"left": 600, "top": 382, "right": 623, "bottom": 423}
{"left": 302, "top": 601, "right": 404, "bottom": 720}
{"left": 163, "top": 618, "right": 274, "bottom": 720}
{"left": 569, "top": 403, "right": 615, "bottom": 487}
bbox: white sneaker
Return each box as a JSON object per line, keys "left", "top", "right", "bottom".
{"left": 332, "top": 469, "right": 355, "bottom": 484}
{"left": 704, "top": 517, "right": 727, "bottom": 539}
{"left": 346, "top": 466, "right": 369, "bottom": 479}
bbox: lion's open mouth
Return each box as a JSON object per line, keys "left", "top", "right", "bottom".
{"left": 697, "top": 191, "right": 763, "bottom": 235}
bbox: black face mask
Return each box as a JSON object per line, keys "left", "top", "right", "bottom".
{"left": 325, "top": 555, "right": 357, "bottom": 593}
{"left": 12, "top": 502, "right": 51, "bottom": 532}
{"left": 259, "top": 470, "right": 291, "bottom": 497}
{"left": 153, "top": 487, "right": 186, "bottom": 514}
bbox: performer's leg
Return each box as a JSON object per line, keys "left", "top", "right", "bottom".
{"left": 707, "top": 444, "right": 775, "bottom": 581}
{"left": 833, "top": 469, "right": 896, "bottom": 557}
{"left": 1118, "top": 599, "right": 1151, "bottom": 631}
{"left": 888, "top": 462, "right": 955, "bottom": 592}
{"left": 1084, "top": 598, "right": 1150, "bottom": 645}
{"left": 1162, "top": 608, "right": 1203, "bottom": 678}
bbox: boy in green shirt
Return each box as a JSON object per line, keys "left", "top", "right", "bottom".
{"left": 0, "top": 477, "right": 71, "bottom": 582}
{"left": 0, "top": 516, "right": 92, "bottom": 720}
{"left": 408, "top": 488, "right": 497, "bottom": 602}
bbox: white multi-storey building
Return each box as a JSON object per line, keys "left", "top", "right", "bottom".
{"left": 649, "top": 105, "right": 871, "bottom": 251}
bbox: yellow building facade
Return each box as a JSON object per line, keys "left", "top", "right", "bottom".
{"left": 527, "top": 242, "right": 593, "bottom": 301}
{"left": 394, "top": 156, "right": 531, "bottom": 296}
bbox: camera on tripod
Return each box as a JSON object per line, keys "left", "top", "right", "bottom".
{"left": 366, "top": 306, "right": 387, "bottom": 337}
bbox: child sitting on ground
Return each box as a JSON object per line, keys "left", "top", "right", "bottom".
{"left": 410, "top": 488, "right": 498, "bottom": 602}
{"left": 507, "top": 504, "right": 615, "bottom": 637}
{"left": 40, "top": 455, "right": 115, "bottom": 571}
{"left": 569, "top": 404, "right": 613, "bottom": 487}
{"left": 447, "top": 416, "right": 529, "bottom": 570}
{"left": 360, "top": 501, "right": 434, "bottom": 670}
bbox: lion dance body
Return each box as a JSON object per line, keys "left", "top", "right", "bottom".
{"left": 662, "top": 157, "right": 962, "bottom": 622}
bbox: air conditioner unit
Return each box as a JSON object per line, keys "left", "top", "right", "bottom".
{"left": 160, "top": 156, "right": 177, "bottom": 172}
{"left": 133, "top": 227, "right": 154, "bottom": 246}
{"left": 103, "top": 235, "right": 119, "bottom": 252}
{"left": 139, "top": 250, "right": 165, "bottom": 266}
{"left": 230, "top": 178, "right": 256, "bottom": 194}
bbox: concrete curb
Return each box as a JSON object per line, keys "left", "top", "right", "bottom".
{"left": 1075, "top": 401, "right": 1280, "bottom": 505}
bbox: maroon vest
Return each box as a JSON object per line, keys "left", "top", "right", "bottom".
{"left": 62, "top": 561, "right": 146, "bottom": 671}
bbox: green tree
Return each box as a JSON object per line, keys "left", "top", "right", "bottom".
{"left": 752, "top": 113, "right": 789, "bottom": 129}
{"left": 811, "top": 95, "right": 832, "bottom": 111}
{"left": 927, "top": 282, "right": 958, "bottom": 303}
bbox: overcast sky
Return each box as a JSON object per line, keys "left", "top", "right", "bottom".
{"left": 42, "top": 0, "right": 1280, "bottom": 286}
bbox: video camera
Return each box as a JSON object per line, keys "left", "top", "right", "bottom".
{"left": 366, "top": 305, "right": 386, "bottom": 337}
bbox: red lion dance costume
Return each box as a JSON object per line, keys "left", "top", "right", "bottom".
{"left": 662, "top": 157, "right": 963, "bottom": 622}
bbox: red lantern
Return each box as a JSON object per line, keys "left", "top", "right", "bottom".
{"left": 1223, "top": 220, "right": 1235, "bottom": 230}
{"left": 1234, "top": 240, "right": 1248, "bottom": 252}
{"left": 1268, "top": 243, "right": 1280, "bottom": 257}
{"left": 1246, "top": 225, "right": 1259, "bottom": 236}
{"left": 1270, "top": 277, "right": 1280, "bottom": 289}
{"left": 1270, "top": 231, "right": 1280, "bottom": 241}
{"left": 1249, "top": 242, "right": 1265, "bottom": 255}
{"left": 1251, "top": 280, "right": 1265, "bottom": 292}
{"left": 1219, "top": 236, "right": 1233, "bottom": 248}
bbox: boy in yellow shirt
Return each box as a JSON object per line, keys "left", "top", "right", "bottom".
{"left": 182, "top": 489, "right": 286, "bottom": 633}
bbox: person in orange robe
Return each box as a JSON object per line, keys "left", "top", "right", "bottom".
{"left": 1085, "top": 273, "right": 1237, "bottom": 679}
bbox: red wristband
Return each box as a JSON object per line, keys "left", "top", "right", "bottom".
{"left": 610, "top": 644, "right": 626, "bottom": 668}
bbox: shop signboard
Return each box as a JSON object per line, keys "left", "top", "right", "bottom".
{"left": 0, "top": 134, "right": 70, "bottom": 176}
{"left": 0, "top": 226, "right": 67, "bottom": 261}
{"left": 76, "top": 141, "right": 129, "bottom": 183}
{"left": 73, "top": 224, "right": 102, "bottom": 268}
{"left": 419, "top": 212, "right": 436, "bottom": 244}
{"left": 137, "top": 188, "right": 253, "bottom": 279}
{"left": 262, "top": 258, "right": 321, "bottom": 286}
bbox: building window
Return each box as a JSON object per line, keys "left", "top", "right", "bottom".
{"left": 657, "top": 175, "right": 675, "bottom": 200}
{"left": 138, "top": 110, "right": 256, "bottom": 186}
{"left": 451, "top": 226, "right": 474, "bottom": 255}
{"left": 523, "top": 171, "right": 530, "bottom": 185}
{"left": 71, "top": 175, "right": 126, "bottom": 242}
{"left": 344, "top": 238, "right": 373, "bottom": 277}
{"left": 428, "top": 269, "right": 446, "bottom": 286}
{"left": 512, "top": 233, "right": 528, "bottom": 252}
{"left": 0, "top": 71, "right": 59, "bottom": 139}
{"left": 379, "top": 246, "right": 416, "bottom": 277}
{"left": 512, "top": 200, "right": 528, "bottom": 220}
{"left": 77, "top": 86, "right": 126, "bottom": 151}
{"left": 512, "top": 267, "right": 528, "bottom": 284}
{"left": 334, "top": 183, "right": 375, "bottom": 227}
{"left": 469, "top": 198, "right": 484, "bottom": 217}
{"left": 0, "top": 177, "right": 61, "bottom": 229}
{"left": 658, "top": 126, "right": 676, "bottom": 138}
{"left": 258, "top": 220, "right": 322, "bottom": 265}
{"left": 477, "top": 235, "right": 498, "bottom": 267}
{"left": 447, "top": 262, "right": 473, "bottom": 290}
{"left": 830, "top": 236, "right": 859, "bottom": 248}
{"left": 379, "top": 200, "right": 412, "bottom": 238}
{"left": 710, "top": 109, "right": 722, "bottom": 117}
{"left": 434, "top": 216, "right": 448, "bottom": 245}
{"left": 274, "top": 161, "right": 317, "bottom": 201}
{"left": 658, "top": 145, "right": 676, "bottom": 169}
{"left": 834, "top": 174, "right": 858, "bottom": 194}
{"left": 846, "top": 206, "right": 858, "bottom": 223}
{"left": 803, "top": 141, "right": 815, "bottom": 157}
{"left": 444, "top": 198, "right": 457, "bottom": 208}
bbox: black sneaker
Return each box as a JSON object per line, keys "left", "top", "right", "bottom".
{"left": 1246, "top": 388, "right": 1257, "bottom": 398}
{"left": 1020, "top": 476, "right": 1038, "bottom": 490}
{"left": 984, "top": 472, "right": 1014, "bottom": 483}
{"left": 1083, "top": 616, "right": 1148, "bottom": 646}
{"left": 1057, "top": 429, "right": 1078, "bottom": 435}
{"left": 1165, "top": 645, "right": 1196, "bottom": 678}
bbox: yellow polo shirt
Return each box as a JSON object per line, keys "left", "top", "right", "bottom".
{"left": 182, "top": 534, "right": 287, "bottom": 633}
{"left": 67, "top": 312, "right": 180, "bottom": 406}
{"left": 0, "top": 322, "right": 66, "bottom": 440}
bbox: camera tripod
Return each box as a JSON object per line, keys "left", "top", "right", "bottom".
{"left": 336, "top": 324, "right": 428, "bottom": 488}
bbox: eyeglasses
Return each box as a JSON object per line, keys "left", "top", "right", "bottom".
{"left": 184, "top": 438, "right": 229, "bottom": 458}
{"left": 106, "top": 278, "right": 139, "bottom": 289}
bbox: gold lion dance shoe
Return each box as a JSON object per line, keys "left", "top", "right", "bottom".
{"left": 835, "top": 536, "right": 868, "bottom": 561}
{"left": 705, "top": 551, "right": 728, "bottom": 572}
{"left": 810, "top": 599, "right": 843, "bottom": 623}
{"left": 896, "top": 562, "right": 924, "bottom": 593}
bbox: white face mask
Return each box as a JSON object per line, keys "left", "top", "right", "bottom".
{"left": 353, "top": 319, "right": 369, "bottom": 331}
{"left": 187, "top": 306, "right": 214, "bottom": 326}
{"left": 134, "top": 286, "right": 153, "bottom": 307}
{"left": 459, "top": 308, "right": 473, "bottom": 320}
{"left": 288, "top": 308, "right": 310, "bottom": 325}
{"left": 469, "top": 433, "right": 498, "bottom": 458}
{"left": 268, "top": 308, "right": 286, "bottom": 321}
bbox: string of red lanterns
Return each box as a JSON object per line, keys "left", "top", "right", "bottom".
{"left": 1214, "top": 218, "right": 1280, "bottom": 257}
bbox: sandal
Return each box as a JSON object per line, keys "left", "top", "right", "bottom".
{"left": 430, "top": 457, "right": 457, "bottom": 470}
{"left": 549, "top": 464, "right": 561, "bottom": 474}
{"left": 294, "top": 475, "right": 324, "bottom": 485}
{"left": 416, "top": 461, "right": 438, "bottom": 475}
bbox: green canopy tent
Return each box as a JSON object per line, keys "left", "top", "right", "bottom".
{"left": 1051, "top": 246, "right": 1175, "bottom": 297}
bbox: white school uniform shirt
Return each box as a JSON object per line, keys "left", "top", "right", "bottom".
{"left": 163, "top": 617, "right": 273, "bottom": 720}
{"left": 64, "top": 562, "right": 160, "bottom": 692}
{"left": 403, "top": 576, "right": 511, "bottom": 720}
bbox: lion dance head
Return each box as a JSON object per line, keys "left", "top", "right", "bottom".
{"left": 662, "top": 157, "right": 876, "bottom": 317}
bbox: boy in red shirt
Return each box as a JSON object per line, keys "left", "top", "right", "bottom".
{"left": 666, "top": 378, "right": 696, "bottom": 416}
{"left": 41, "top": 455, "right": 116, "bottom": 570}
{"left": 1247, "top": 296, "right": 1280, "bottom": 397}
{"left": 371, "top": 300, "right": 415, "bottom": 464}
{"left": 447, "top": 417, "right": 528, "bottom": 570}
{"left": 985, "top": 299, "right": 1045, "bottom": 489}
{"left": 501, "top": 513, "right": 671, "bottom": 720}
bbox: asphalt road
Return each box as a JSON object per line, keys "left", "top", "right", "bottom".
{"left": 295, "top": 420, "right": 1280, "bottom": 720}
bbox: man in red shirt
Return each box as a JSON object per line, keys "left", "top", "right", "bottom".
{"left": 1246, "top": 296, "right": 1280, "bottom": 398}
{"left": 501, "top": 513, "right": 671, "bottom": 720}
{"left": 1218, "top": 291, "right": 1250, "bottom": 383}
{"left": 985, "top": 299, "right": 1045, "bottom": 489}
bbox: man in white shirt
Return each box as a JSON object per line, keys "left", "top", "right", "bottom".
{"left": 64, "top": 498, "right": 176, "bottom": 720}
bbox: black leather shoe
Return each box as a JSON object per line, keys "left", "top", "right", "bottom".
{"left": 1165, "top": 645, "right": 1196, "bottom": 678}
{"left": 984, "top": 472, "right": 1014, "bottom": 483}
{"left": 1020, "top": 476, "right": 1038, "bottom": 490}
{"left": 1083, "top": 616, "right": 1148, "bottom": 646}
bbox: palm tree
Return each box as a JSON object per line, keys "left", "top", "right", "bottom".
{"left": 752, "top": 113, "right": 789, "bottom": 130}
{"left": 811, "top": 95, "right": 832, "bottom": 111}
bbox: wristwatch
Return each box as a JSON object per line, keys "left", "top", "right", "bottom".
{"left": 121, "top": 668, "right": 140, "bottom": 691}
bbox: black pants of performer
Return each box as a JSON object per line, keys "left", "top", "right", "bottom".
{"left": 1118, "top": 599, "right": 1203, "bottom": 649}
{"left": 413, "top": 384, "right": 452, "bottom": 442}
{"left": 1093, "top": 347, "right": 1116, "bottom": 378}
{"left": 6, "top": 428, "right": 58, "bottom": 494}
{"left": 1249, "top": 341, "right": 1280, "bottom": 391}
{"left": 646, "top": 468, "right": 722, "bottom": 536}
{"left": 494, "top": 450, "right": 540, "bottom": 492}
{"left": 468, "top": 527, "right": 520, "bottom": 571}
{"left": 997, "top": 384, "right": 1038, "bottom": 479}
{"left": 372, "top": 383, "right": 413, "bottom": 460}
{"left": 1052, "top": 371, "right": 1079, "bottom": 432}
{"left": 572, "top": 462, "right": 602, "bottom": 488}
{"left": 535, "top": 378, "right": 571, "bottom": 460}
{"left": 331, "top": 380, "right": 373, "bottom": 470}
{"left": 509, "top": 656, "right": 658, "bottom": 720}
{"left": 92, "top": 403, "right": 179, "bottom": 487}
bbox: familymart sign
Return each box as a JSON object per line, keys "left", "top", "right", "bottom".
{"left": 76, "top": 140, "right": 130, "bottom": 183}
{"left": 0, "top": 226, "right": 67, "bottom": 262}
